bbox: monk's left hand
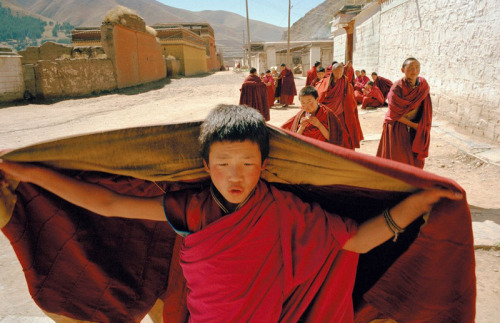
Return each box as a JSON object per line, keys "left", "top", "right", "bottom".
{"left": 401, "top": 188, "right": 463, "bottom": 216}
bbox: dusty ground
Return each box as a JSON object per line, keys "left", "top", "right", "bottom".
{"left": 0, "top": 70, "right": 498, "bottom": 322}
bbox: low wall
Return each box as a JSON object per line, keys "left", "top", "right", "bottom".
{"left": 32, "top": 58, "right": 116, "bottom": 98}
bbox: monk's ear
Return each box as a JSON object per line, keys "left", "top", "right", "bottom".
{"left": 261, "top": 158, "right": 268, "bottom": 171}
{"left": 401, "top": 67, "right": 405, "bottom": 74}
{"left": 203, "top": 159, "right": 210, "bottom": 174}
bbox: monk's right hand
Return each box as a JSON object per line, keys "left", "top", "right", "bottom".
{"left": 0, "top": 159, "right": 37, "bottom": 183}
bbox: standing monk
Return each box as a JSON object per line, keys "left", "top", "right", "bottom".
{"left": 371, "top": 72, "right": 393, "bottom": 100}
{"left": 377, "top": 58, "right": 432, "bottom": 169}
{"left": 344, "top": 61, "right": 355, "bottom": 85}
{"left": 306, "top": 61, "right": 321, "bottom": 86}
{"left": 316, "top": 63, "right": 364, "bottom": 149}
{"left": 239, "top": 67, "right": 269, "bottom": 121}
{"left": 279, "top": 63, "right": 297, "bottom": 107}
{"left": 263, "top": 70, "right": 275, "bottom": 109}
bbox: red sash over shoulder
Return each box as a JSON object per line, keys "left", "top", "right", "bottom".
{"left": 384, "top": 77, "right": 432, "bottom": 161}
{"left": 281, "top": 103, "right": 345, "bottom": 147}
{"left": 176, "top": 181, "right": 358, "bottom": 322}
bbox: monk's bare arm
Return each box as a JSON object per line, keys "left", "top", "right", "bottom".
{"left": 396, "top": 116, "right": 419, "bottom": 130}
{"left": 343, "top": 189, "right": 463, "bottom": 254}
{"left": 0, "top": 160, "right": 165, "bottom": 221}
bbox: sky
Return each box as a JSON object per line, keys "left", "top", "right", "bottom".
{"left": 157, "top": 0, "right": 326, "bottom": 27}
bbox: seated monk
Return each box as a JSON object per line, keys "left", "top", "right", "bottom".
{"left": 371, "top": 72, "right": 393, "bottom": 100}
{"left": 354, "top": 70, "right": 370, "bottom": 92}
{"left": 354, "top": 82, "right": 385, "bottom": 109}
{"left": 377, "top": 57, "right": 432, "bottom": 169}
{"left": 281, "top": 86, "right": 346, "bottom": 147}
{"left": 239, "top": 67, "right": 269, "bottom": 121}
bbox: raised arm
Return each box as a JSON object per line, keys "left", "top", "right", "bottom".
{"left": 343, "top": 188, "right": 463, "bottom": 253}
{"left": 0, "top": 160, "right": 165, "bottom": 221}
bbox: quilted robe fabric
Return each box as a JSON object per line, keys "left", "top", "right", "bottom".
{"left": 0, "top": 122, "right": 475, "bottom": 322}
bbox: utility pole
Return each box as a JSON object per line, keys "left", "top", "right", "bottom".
{"left": 287, "top": 0, "right": 291, "bottom": 67}
{"left": 242, "top": 29, "right": 246, "bottom": 66}
{"left": 245, "top": 0, "right": 251, "bottom": 68}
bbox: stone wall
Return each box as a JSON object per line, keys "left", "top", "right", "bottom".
{"left": 352, "top": 4, "right": 380, "bottom": 72}
{"left": 31, "top": 59, "right": 116, "bottom": 98}
{"left": 0, "top": 47, "right": 24, "bottom": 102}
{"left": 350, "top": 0, "right": 500, "bottom": 142}
{"left": 19, "top": 42, "right": 115, "bottom": 99}
{"left": 333, "top": 33, "right": 347, "bottom": 63}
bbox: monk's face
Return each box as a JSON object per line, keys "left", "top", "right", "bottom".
{"left": 355, "top": 71, "right": 360, "bottom": 77}
{"left": 371, "top": 74, "right": 377, "bottom": 81}
{"left": 332, "top": 67, "right": 344, "bottom": 81}
{"left": 317, "top": 72, "right": 325, "bottom": 79}
{"left": 299, "top": 95, "right": 319, "bottom": 114}
{"left": 402, "top": 60, "right": 420, "bottom": 82}
{"left": 204, "top": 140, "right": 266, "bottom": 204}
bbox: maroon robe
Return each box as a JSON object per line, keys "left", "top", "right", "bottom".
{"left": 306, "top": 67, "right": 318, "bottom": 86}
{"left": 361, "top": 86, "right": 385, "bottom": 109}
{"left": 377, "top": 77, "right": 432, "bottom": 168}
{"left": 344, "top": 65, "right": 354, "bottom": 84}
{"left": 165, "top": 180, "right": 358, "bottom": 322}
{"left": 280, "top": 67, "right": 297, "bottom": 105}
{"left": 374, "top": 76, "right": 393, "bottom": 100}
{"left": 354, "top": 75, "right": 370, "bottom": 92}
{"left": 316, "top": 75, "right": 364, "bottom": 149}
{"left": 281, "top": 103, "right": 346, "bottom": 147}
{"left": 239, "top": 74, "right": 270, "bottom": 121}
{"left": 263, "top": 74, "right": 275, "bottom": 109}
{"left": 0, "top": 122, "right": 475, "bottom": 323}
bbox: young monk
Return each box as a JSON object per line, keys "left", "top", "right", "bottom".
{"left": 281, "top": 86, "right": 346, "bottom": 147}
{"left": 279, "top": 63, "right": 297, "bottom": 107}
{"left": 315, "top": 67, "right": 326, "bottom": 86}
{"left": 371, "top": 72, "right": 393, "bottom": 100}
{"left": 354, "top": 69, "right": 370, "bottom": 92}
{"left": 354, "top": 81, "right": 385, "bottom": 109}
{"left": 0, "top": 104, "right": 460, "bottom": 322}
{"left": 316, "top": 63, "right": 364, "bottom": 149}
{"left": 377, "top": 57, "right": 432, "bottom": 169}
{"left": 239, "top": 67, "right": 269, "bottom": 120}
{"left": 263, "top": 69, "right": 275, "bottom": 108}
{"left": 306, "top": 61, "right": 321, "bottom": 86}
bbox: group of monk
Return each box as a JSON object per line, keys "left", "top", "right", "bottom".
{"left": 241, "top": 57, "right": 432, "bottom": 169}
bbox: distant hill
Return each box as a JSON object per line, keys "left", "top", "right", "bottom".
{"left": 1, "top": 0, "right": 286, "bottom": 58}
{"left": 289, "top": 0, "right": 343, "bottom": 41}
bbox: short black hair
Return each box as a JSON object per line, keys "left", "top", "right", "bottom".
{"left": 314, "top": 61, "right": 321, "bottom": 67}
{"left": 199, "top": 104, "right": 269, "bottom": 164}
{"left": 317, "top": 67, "right": 325, "bottom": 73}
{"left": 361, "top": 69, "right": 366, "bottom": 73}
{"left": 371, "top": 72, "right": 378, "bottom": 76}
{"left": 280, "top": 63, "right": 286, "bottom": 67}
{"left": 299, "top": 86, "right": 319, "bottom": 99}
{"left": 265, "top": 69, "right": 271, "bottom": 73}
{"left": 249, "top": 67, "right": 257, "bottom": 74}
{"left": 367, "top": 81, "right": 374, "bottom": 86}
{"left": 402, "top": 57, "right": 419, "bottom": 68}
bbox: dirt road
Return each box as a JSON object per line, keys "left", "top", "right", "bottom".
{"left": 0, "top": 70, "right": 498, "bottom": 322}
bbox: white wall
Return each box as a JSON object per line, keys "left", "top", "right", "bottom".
{"left": 333, "top": 33, "right": 347, "bottom": 63}
{"left": 350, "top": 0, "right": 500, "bottom": 142}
